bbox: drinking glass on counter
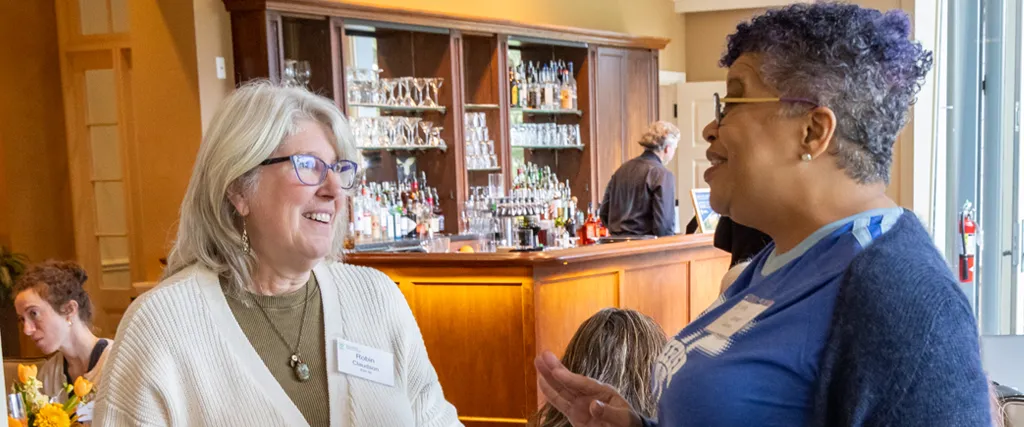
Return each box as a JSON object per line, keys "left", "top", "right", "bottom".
{"left": 422, "top": 236, "right": 450, "bottom": 253}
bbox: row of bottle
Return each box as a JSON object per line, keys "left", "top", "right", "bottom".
{"left": 509, "top": 60, "right": 578, "bottom": 111}
{"left": 349, "top": 172, "right": 445, "bottom": 244}
{"left": 511, "top": 162, "right": 582, "bottom": 230}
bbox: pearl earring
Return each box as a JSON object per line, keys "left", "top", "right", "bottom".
{"left": 801, "top": 153, "right": 813, "bottom": 162}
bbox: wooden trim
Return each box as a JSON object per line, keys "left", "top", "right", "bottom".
{"left": 222, "top": 0, "right": 670, "bottom": 50}
{"left": 329, "top": 17, "right": 346, "bottom": 110}
{"left": 497, "top": 35, "right": 512, "bottom": 193}
{"left": 586, "top": 46, "right": 600, "bottom": 207}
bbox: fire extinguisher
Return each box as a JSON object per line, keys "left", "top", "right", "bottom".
{"left": 958, "top": 201, "right": 977, "bottom": 283}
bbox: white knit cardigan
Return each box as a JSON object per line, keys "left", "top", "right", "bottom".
{"left": 93, "top": 261, "right": 462, "bottom": 426}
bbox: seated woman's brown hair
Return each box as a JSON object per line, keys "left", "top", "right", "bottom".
{"left": 529, "top": 308, "right": 667, "bottom": 427}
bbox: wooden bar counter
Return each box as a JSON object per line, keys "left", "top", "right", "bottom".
{"left": 346, "top": 234, "right": 730, "bottom": 426}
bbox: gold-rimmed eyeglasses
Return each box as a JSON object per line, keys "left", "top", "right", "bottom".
{"left": 713, "top": 93, "right": 818, "bottom": 127}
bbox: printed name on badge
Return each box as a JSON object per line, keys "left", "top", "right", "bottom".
{"left": 336, "top": 339, "right": 395, "bottom": 387}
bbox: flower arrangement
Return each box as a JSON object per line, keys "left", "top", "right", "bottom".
{"left": 7, "top": 364, "right": 94, "bottom": 427}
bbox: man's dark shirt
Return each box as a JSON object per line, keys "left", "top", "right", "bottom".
{"left": 686, "top": 215, "right": 773, "bottom": 266}
{"left": 599, "top": 151, "right": 676, "bottom": 237}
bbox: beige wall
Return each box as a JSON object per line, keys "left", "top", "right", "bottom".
{"left": 322, "top": 0, "right": 687, "bottom": 72}
{"left": 0, "top": 1, "right": 76, "bottom": 262}
{"left": 130, "top": 0, "right": 206, "bottom": 281}
{"left": 194, "top": 0, "right": 235, "bottom": 131}
{"left": 681, "top": 1, "right": 910, "bottom": 205}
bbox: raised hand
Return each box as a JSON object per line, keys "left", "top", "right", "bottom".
{"left": 534, "top": 351, "right": 642, "bottom": 427}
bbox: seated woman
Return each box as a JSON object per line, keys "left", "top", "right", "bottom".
{"left": 13, "top": 260, "right": 111, "bottom": 399}
{"left": 93, "top": 81, "right": 460, "bottom": 426}
{"left": 534, "top": 3, "right": 993, "bottom": 426}
{"left": 528, "top": 308, "right": 665, "bottom": 427}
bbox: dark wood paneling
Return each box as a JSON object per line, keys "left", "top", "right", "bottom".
{"left": 594, "top": 47, "right": 626, "bottom": 205}
{"left": 462, "top": 35, "right": 502, "bottom": 191}
{"left": 411, "top": 282, "right": 530, "bottom": 421}
{"left": 281, "top": 16, "right": 334, "bottom": 99}
{"left": 228, "top": 10, "right": 274, "bottom": 83}
{"left": 625, "top": 49, "right": 656, "bottom": 160}
{"left": 330, "top": 17, "right": 346, "bottom": 109}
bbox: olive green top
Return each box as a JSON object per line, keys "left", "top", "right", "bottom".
{"left": 224, "top": 275, "right": 329, "bottom": 426}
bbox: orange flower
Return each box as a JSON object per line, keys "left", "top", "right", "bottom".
{"left": 8, "top": 415, "right": 24, "bottom": 427}
{"left": 17, "top": 364, "right": 37, "bottom": 383}
{"left": 72, "top": 376, "right": 93, "bottom": 398}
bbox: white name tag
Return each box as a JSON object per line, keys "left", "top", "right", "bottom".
{"left": 705, "top": 295, "right": 772, "bottom": 338}
{"left": 336, "top": 339, "right": 395, "bottom": 387}
{"left": 76, "top": 401, "right": 94, "bottom": 422}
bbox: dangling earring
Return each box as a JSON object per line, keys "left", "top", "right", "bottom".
{"left": 67, "top": 318, "right": 72, "bottom": 327}
{"left": 241, "top": 221, "right": 251, "bottom": 255}
{"left": 801, "top": 153, "right": 813, "bottom": 162}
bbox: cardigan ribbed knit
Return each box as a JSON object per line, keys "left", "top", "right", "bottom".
{"left": 93, "top": 261, "right": 462, "bottom": 426}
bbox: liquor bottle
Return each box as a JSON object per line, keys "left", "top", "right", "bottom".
{"left": 432, "top": 187, "right": 445, "bottom": 232}
{"left": 529, "top": 63, "right": 542, "bottom": 109}
{"left": 516, "top": 64, "right": 527, "bottom": 108}
{"left": 509, "top": 64, "right": 520, "bottom": 107}
{"left": 561, "top": 62, "right": 577, "bottom": 110}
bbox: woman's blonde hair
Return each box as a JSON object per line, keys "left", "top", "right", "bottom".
{"left": 163, "top": 81, "right": 361, "bottom": 295}
{"left": 529, "top": 308, "right": 667, "bottom": 427}
{"left": 638, "top": 121, "right": 681, "bottom": 151}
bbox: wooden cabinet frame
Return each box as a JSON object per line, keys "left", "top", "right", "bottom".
{"left": 223, "top": 0, "right": 667, "bottom": 230}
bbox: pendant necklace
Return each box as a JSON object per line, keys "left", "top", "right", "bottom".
{"left": 249, "top": 279, "right": 315, "bottom": 382}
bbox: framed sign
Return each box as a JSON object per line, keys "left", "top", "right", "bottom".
{"left": 690, "top": 188, "right": 721, "bottom": 234}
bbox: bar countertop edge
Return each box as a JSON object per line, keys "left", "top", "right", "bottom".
{"left": 343, "top": 233, "right": 718, "bottom": 267}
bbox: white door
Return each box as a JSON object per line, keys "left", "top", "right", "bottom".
{"left": 675, "top": 81, "right": 726, "bottom": 227}
{"left": 660, "top": 83, "right": 681, "bottom": 233}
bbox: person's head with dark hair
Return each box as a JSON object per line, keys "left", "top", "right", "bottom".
{"left": 703, "top": 1, "right": 931, "bottom": 249}
{"left": 529, "top": 308, "right": 666, "bottom": 427}
{"left": 13, "top": 260, "right": 95, "bottom": 354}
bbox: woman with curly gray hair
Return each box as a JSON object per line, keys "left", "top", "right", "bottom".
{"left": 535, "top": 3, "right": 993, "bottom": 427}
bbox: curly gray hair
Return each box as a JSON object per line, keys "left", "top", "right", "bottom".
{"left": 722, "top": 2, "right": 932, "bottom": 184}
{"left": 638, "top": 121, "right": 681, "bottom": 151}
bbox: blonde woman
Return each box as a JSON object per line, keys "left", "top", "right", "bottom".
{"left": 528, "top": 308, "right": 666, "bottom": 427}
{"left": 93, "top": 82, "right": 461, "bottom": 426}
{"left": 598, "top": 121, "right": 681, "bottom": 237}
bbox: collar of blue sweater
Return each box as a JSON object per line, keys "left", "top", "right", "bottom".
{"left": 761, "top": 207, "right": 904, "bottom": 276}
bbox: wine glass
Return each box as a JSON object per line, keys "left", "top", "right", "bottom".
{"left": 419, "top": 121, "right": 434, "bottom": 146}
{"left": 384, "top": 79, "right": 398, "bottom": 106}
{"left": 406, "top": 117, "right": 422, "bottom": 146}
{"left": 282, "top": 60, "right": 298, "bottom": 86}
{"left": 428, "top": 78, "right": 444, "bottom": 107}
{"left": 401, "top": 77, "right": 416, "bottom": 107}
{"left": 413, "top": 78, "right": 427, "bottom": 106}
{"left": 394, "top": 117, "right": 409, "bottom": 146}
{"left": 295, "top": 61, "right": 312, "bottom": 89}
{"left": 430, "top": 126, "right": 444, "bottom": 148}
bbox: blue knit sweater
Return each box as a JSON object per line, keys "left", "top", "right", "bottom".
{"left": 643, "top": 213, "right": 992, "bottom": 426}
{"left": 808, "top": 212, "right": 991, "bottom": 426}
